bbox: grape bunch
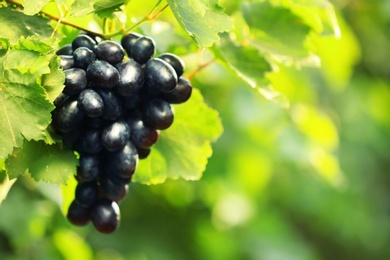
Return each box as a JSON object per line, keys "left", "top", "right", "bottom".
{"left": 53, "top": 32, "right": 192, "bottom": 234}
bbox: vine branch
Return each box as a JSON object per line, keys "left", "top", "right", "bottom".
{"left": 186, "top": 59, "right": 215, "bottom": 80}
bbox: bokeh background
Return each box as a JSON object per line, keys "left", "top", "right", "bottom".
{"left": 1, "top": 0, "right": 390, "bottom": 259}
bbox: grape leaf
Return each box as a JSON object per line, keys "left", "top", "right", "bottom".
{"left": 5, "top": 141, "right": 78, "bottom": 184}
{"left": 133, "top": 89, "right": 223, "bottom": 184}
{"left": 167, "top": 0, "right": 233, "bottom": 48}
{"left": 213, "top": 33, "right": 288, "bottom": 106}
{"left": 22, "top": 0, "right": 51, "bottom": 15}
{"left": 0, "top": 70, "right": 54, "bottom": 159}
{"left": 70, "top": 0, "right": 125, "bottom": 17}
{"left": 0, "top": 7, "right": 52, "bottom": 44}
{"left": 42, "top": 57, "right": 65, "bottom": 102}
{"left": 241, "top": 2, "right": 311, "bottom": 58}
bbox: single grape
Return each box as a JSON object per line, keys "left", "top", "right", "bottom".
{"left": 56, "top": 44, "right": 73, "bottom": 55}
{"left": 105, "top": 141, "right": 138, "bottom": 178}
{"left": 60, "top": 128, "right": 83, "bottom": 150}
{"left": 95, "top": 89, "right": 123, "bottom": 120}
{"left": 137, "top": 147, "right": 151, "bottom": 160}
{"left": 63, "top": 68, "right": 87, "bottom": 95}
{"left": 72, "top": 34, "right": 96, "bottom": 52}
{"left": 143, "top": 98, "right": 174, "bottom": 130}
{"left": 131, "top": 36, "right": 156, "bottom": 64}
{"left": 115, "top": 60, "right": 144, "bottom": 97}
{"left": 158, "top": 53, "right": 185, "bottom": 77}
{"left": 73, "top": 47, "right": 96, "bottom": 70}
{"left": 145, "top": 58, "right": 178, "bottom": 93}
{"left": 161, "top": 77, "right": 192, "bottom": 104}
{"left": 80, "top": 128, "right": 104, "bottom": 154}
{"left": 87, "top": 60, "right": 120, "bottom": 89}
{"left": 96, "top": 40, "right": 125, "bottom": 65}
{"left": 102, "top": 120, "right": 131, "bottom": 152}
{"left": 100, "top": 177, "right": 129, "bottom": 202}
{"left": 78, "top": 89, "right": 104, "bottom": 118}
{"left": 75, "top": 181, "right": 99, "bottom": 208}
{"left": 67, "top": 200, "right": 90, "bottom": 226}
{"left": 121, "top": 32, "right": 142, "bottom": 57}
{"left": 54, "top": 99, "right": 85, "bottom": 133}
{"left": 76, "top": 154, "right": 102, "bottom": 182}
{"left": 59, "top": 55, "right": 74, "bottom": 70}
{"left": 127, "top": 115, "right": 159, "bottom": 148}
{"left": 90, "top": 199, "right": 120, "bottom": 234}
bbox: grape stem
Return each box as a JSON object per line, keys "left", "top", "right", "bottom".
{"left": 4, "top": 0, "right": 169, "bottom": 39}
{"left": 186, "top": 59, "right": 215, "bottom": 80}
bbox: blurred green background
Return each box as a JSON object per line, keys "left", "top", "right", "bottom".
{"left": 1, "top": 0, "right": 390, "bottom": 259}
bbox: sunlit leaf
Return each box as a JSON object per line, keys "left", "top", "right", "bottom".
{"left": 0, "top": 7, "right": 52, "bottom": 44}
{"left": 6, "top": 141, "right": 78, "bottom": 184}
{"left": 167, "top": 0, "right": 233, "bottom": 48}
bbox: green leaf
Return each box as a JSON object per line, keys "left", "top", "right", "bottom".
{"left": 213, "top": 33, "right": 288, "bottom": 106}
{"left": 5, "top": 141, "right": 78, "bottom": 184}
{"left": 241, "top": 2, "right": 311, "bottom": 58}
{"left": 0, "top": 7, "right": 52, "bottom": 44}
{"left": 70, "top": 0, "right": 125, "bottom": 17}
{"left": 22, "top": 0, "right": 51, "bottom": 15}
{"left": 0, "top": 70, "right": 54, "bottom": 159}
{"left": 42, "top": 56, "right": 65, "bottom": 102}
{"left": 167, "top": 0, "right": 233, "bottom": 48}
{"left": 133, "top": 89, "right": 223, "bottom": 184}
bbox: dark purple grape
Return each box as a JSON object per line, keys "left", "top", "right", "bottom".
{"left": 76, "top": 154, "right": 101, "bottom": 182}
{"left": 100, "top": 177, "right": 129, "bottom": 202}
{"left": 161, "top": 77, "right": 192, "bottom": 104}
{"left": 121, "top": 32, "right": 142, "bottom": 57}
{"left": 128, "top": 116, "right": 159, "bottom": 148}
{"left": 96, "top": 41, "right": 125, "bottom": 65}
{"left": 78, "top": 89, "right": 104, "bottom": 118}
{"left": 115, "top": 60, "right": 144, "bottom": 97}
{"left": 67, "top": 200, "right": 90, "bottom": 226}
{"left": 54, "top": 99, "right": 85, "bottom": 133}
{"left": 158, "top": 53, "right": 185, "bottom": 77}
{"left": 56, "top": 44, "right": 73, "bottom": 55}
{"left": 90, "top": 199, "right": 120, "bottom": 234}
{"left": 105, "top": 141, "right": 138, "bottom": 178}
{"left": 75, "top": 181, "right": 99, "bottom": 207}
{"left": 102, "top": 120, "right": 130, "bottom": 152}
{"left": 63, "top": 68, "right": 87, "bottom": 95}
{"left": 137, "top": 147, "right": 151, "bottom": 159}
{"left": 72, "top": 34, "right": 96, "bottom": 52}
{"left": 87, "top": 60, "right": 120, "bottom": 89}
{"left": 145, "top": 58, "right": 178, "bottom": 93}
{"left": 73, "top": 47, "right": 96, "bottom": 70}
{"left": 95, "top": 89, "right": 123, "bottom": 120}
{"left": 143, "top": 98, "right": 174, "bottom": 130}
{"left": 131, "top": 36, "right": 156, "bottom": 64}
{"left": 59, "top": 55, "right": 74, "bottom": 70}
{"left": 80, "top": 128, "right": 104, "bottom": 154}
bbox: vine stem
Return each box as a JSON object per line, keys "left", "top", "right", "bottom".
{"left": 186, "top": 59, "right": 215, "bottom": 80}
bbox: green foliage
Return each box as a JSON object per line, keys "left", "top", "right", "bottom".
{"left": 167, "top": 0, "right": 233, "bottom": 48}
{"left": 1, "top": 0, "right": 390, "bottom": 259}
{"left": 6, "top": 140, "right": 77, "bottom": 184}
